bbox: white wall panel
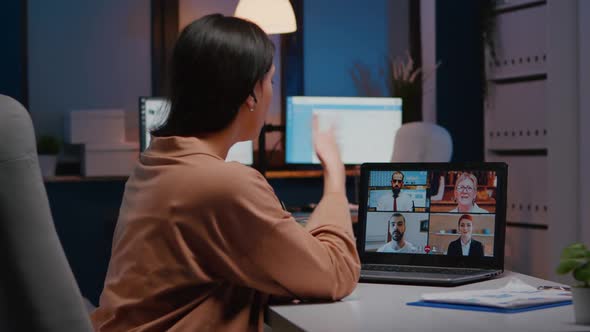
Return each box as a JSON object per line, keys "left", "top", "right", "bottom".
{"left": 486, "top": 5, "right": 546, "bottom": 80}
{"left": 485, "top": 1, "right": 585, "bottom": 281}
{"left": 487, "top": 154, "right": 547, "bottom": 225}
{"left": 578, "top": 0, "right": 590, "bottom": 245}
{"left": 504, "top": 226, "right": 549, "bottom": 278}
{"left": 485, "top": 80, "right": 546, "bottom": 150}
{"left": 546, "top": 0, "right": 580, "bottom": 282}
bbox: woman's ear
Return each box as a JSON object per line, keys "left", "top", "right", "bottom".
{"left": 244, "top": 94, "right": 256, "bottom": 110}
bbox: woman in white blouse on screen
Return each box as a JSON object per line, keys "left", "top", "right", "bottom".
{"left": 449, "top": 172, "right": 488, "bottom": 213}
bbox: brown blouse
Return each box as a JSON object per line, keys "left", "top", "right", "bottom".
{"left": 91, "top": 136, "right": 360, "bottom": 331}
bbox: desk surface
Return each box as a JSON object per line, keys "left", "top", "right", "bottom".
{"left": 266, "top": 271, "right": 587, "bottom": 332}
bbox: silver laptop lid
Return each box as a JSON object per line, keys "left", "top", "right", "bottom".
{"left": 357, "top": 163, "right": 507, "bottom": 271}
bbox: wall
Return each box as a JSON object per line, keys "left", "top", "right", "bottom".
{"left": 436, "top": 0, "right": 484, "bottom": 163}
{"left": 303, "top": 0, "right": 409, "bottom": 97}
{"left": 420, "top": 0, "right": 437, "bottom": 123}
{"left": 579, "top": 0, "right": 590, "bottom": 246}
{"left": 179, "top": 0, "right": 237, "bottom": 28}
{"left": 546, "top": 0, "right": 586, "bottom": 282}
{"left": 27, "top": 0, "right": 151, "bottom": 142}
{"left": 0, "top": 0, "right": 27, "bottom": 106}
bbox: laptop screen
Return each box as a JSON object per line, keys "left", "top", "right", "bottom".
{"left": 139, "top": 97, "right": 254, "bottom": 165}
{"left": 358, "top": 163, "right": 507, "bottom": 269}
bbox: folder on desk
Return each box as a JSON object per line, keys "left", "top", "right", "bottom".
{"left": 407, "top": 278, "right": 572, "bottom": 313}
{"left": 407, "top": 299, "right": 572, "bottom": 314}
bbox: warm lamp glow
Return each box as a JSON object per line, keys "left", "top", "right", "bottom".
{"left": 234, "top": 0, "right": 297, "bottom": 34}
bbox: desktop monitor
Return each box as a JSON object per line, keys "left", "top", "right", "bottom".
{"left": 139, "top": 97, "right": 254, "bottom": 165}
{"left": 285, "top": 96, "right": 403, "bottom": 165}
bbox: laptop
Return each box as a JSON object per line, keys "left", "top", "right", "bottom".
{"left": 357, "top": 162, "right": 507, "bottom": 286}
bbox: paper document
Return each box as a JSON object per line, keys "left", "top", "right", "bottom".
{"left": 421, "top": 278, "right": 572, "bottom": 309}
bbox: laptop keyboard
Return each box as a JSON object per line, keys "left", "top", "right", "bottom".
{"left": 362, "top": 264, "right": 485, "bottom": 275}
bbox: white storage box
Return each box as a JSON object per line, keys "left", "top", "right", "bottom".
{"left": 83, "top": 142, "right": 139, "bottom": 177}
{"left": 66, "top": 109, "right": 126, "bottom": 144}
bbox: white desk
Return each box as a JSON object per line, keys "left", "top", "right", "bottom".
{"left": 266, "top": 271, "right": 588, "bottom": 332}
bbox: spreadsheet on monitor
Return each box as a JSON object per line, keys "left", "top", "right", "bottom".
{"left": 285, "top": 96, "right": 403, "bottom": 164}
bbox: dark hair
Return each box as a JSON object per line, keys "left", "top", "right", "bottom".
{"left": 391, "top": 213, "right": 406, "bottom": 224}
{"left": 391, "top": 171, "right": 404, "bottom": 181}
{"left": 152, "top": 14, "right": 275, "bottom": 137}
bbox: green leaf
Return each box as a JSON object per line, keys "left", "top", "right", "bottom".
{"left": 556, "top": 259, "right": 585, "bottom": 274}
{"left": 573, "top": 263, "right": 590, "bottom": 283}
{"left": 569, "top": 243, "right": 587, "bottom": 250}
{"left": 561, "top": 244, "right": 589, "bottom": 259}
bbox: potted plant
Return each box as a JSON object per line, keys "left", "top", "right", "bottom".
{"left": 388, "top": 52, "right": 440, "bottom": 124}
{"left": 37, "top": 135, "right": 61, "bottom": 177}
{"left": 556, "top": 243, "right": 590, "bottom": 324}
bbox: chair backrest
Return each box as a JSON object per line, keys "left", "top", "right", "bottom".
{"left": 0, "top": 95, "right": 93, "bottom": 331}
{"left": 391, "top": 122, "right": 453, "bottom": 162}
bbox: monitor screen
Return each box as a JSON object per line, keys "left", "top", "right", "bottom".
{"left": 285, "top": 96, "right": 402, "bottom": 165}
{"left": 364, "top": 169, "right": 498, "bottom": 257}
{"left": 139, "top": 97, "right": 254, "bottom": 165}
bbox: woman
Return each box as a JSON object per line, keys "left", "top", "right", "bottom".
{"left": 449, "top": 172, "right": 488, "bottom": 213}
{"left": 446, "top": 214, "right": 484, "bottom": 257}
{"left": 92, "top": 14, "right": 360, "bottom": 332}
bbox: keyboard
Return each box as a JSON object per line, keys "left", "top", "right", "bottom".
{"left": 362, "top": 264, "right": 485, "bottom": 276}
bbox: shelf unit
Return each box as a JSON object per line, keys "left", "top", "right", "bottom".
{"left": 484, "top": 0, "right": 549, "bottom": 278}
{"left": 484, "top": 0, "right": 588, "bottom": 280}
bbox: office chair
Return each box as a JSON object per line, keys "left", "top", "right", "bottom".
{"left": 391, "top": 122, "right": 453, "bottom": 162}
{"left": 0, "top": 95, "right": 93, "bottom": 331}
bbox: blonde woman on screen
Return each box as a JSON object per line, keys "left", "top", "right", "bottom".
{"left": 449, "top": 172, "right": 488, "bottom": 213}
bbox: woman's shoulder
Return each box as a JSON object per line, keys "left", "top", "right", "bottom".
{"left": 472, "top": 204, "right": 489, "bottom": 213}
{"left": 176, "top": 153, "right": 258, "bottom": 176}
{"left": 221, "top": 162, "right": 267, "bottom": 185}
{"left": 376, "top": 242, "right": 390, "bottom": 252}
{"left": 448, "top": 238, "right": 460, "bottom": 246}
{"left": 473, "top": 238, "right": 484, "bottom": 245}
{"left": 191, "top": 160, "right": 266, "bottom": 190}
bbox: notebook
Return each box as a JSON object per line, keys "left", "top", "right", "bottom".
{"left": 356, "top": 162, "right": 508, "bottom": 286}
